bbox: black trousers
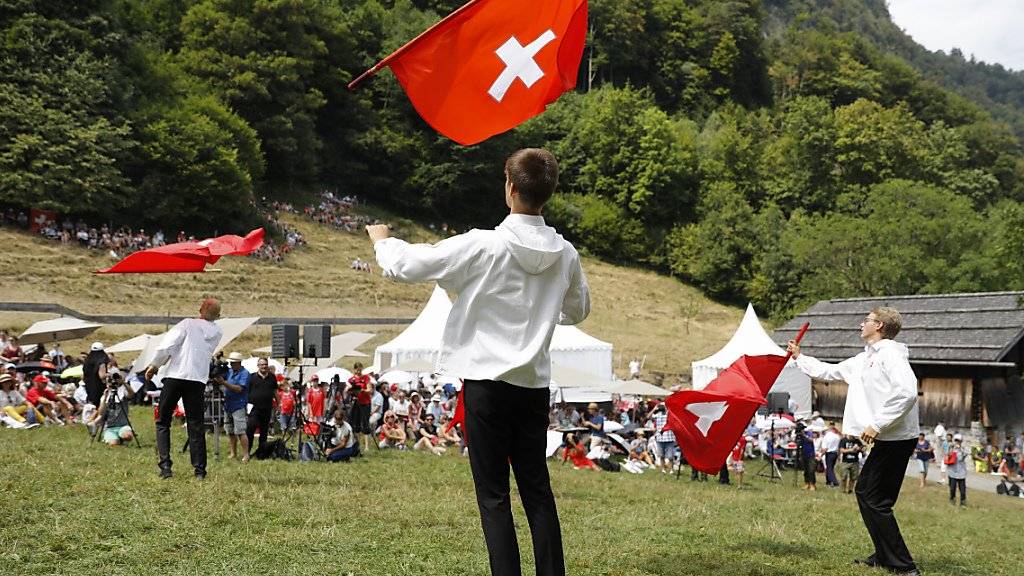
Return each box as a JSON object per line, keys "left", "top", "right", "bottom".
{"left": 156, "top": 377, "right": 206, "bottom": 475}
{"left": 855, "top": 438, "right": 917, "bottom": 572}
{"left": 246, "top": 404, "right": 273, "bottom": 453}
{"left": 948, "top": 477, "right": 966, "bottom": 503}
{"left": 825, "top": 451, "right": 839, "bottom": 485}
{"left": 464, "top": 380, "right": 564, "bottom": 576}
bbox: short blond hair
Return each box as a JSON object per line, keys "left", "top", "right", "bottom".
{"left": 871, "top": 307, "right": 902, "bottom": 339}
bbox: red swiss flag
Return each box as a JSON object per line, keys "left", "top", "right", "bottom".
{"left": 350, "top": 0, "right": 588, "bottom": 145}
{"left": 665, "top": 323, "right": 809, "bottom": 474}
{"left": 96, "top": 228, "right": 264, "bottom": 274}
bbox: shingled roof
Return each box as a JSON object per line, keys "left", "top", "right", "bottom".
{"left": 772, "top": 292, "right": 1024, "bottom": 365}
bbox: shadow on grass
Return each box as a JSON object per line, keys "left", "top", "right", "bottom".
{"left": 635, "top": 549, "right": 807, "bottom": 576}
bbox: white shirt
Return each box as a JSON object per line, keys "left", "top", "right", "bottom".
{"left": 150, "top": 318, "right": 223, "bottom": 383}
{"left": 795, "top": 339, "right": 920, "bottom": 441}
{"left": 374, "top": 214, "right": 590, "bottom": 389}
{"left": 332, "top": 420, "right": 355, "bottom": 449}
{"left": 822, "top": 429, "right": 841, "bottom": 453}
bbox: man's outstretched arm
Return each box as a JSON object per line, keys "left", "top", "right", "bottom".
{"left": 366, "top": 224, "right": 474, "bottom": 285}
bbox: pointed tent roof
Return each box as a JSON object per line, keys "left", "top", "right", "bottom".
{"left": 694, "top": 304, "right": 785, "bottom": 370}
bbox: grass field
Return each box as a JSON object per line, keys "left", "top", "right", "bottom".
{"left": 0, "top": 209, "right": 743, "bottom": 379}
{"left": 0, "top": 416, "right": 1019, "bottom": 576}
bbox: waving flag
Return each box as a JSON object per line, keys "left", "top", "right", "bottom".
{"left": 97, "top": 229, "right": 264, "bottom": 274}
{"left": 348, "top": 0, "right": 588, "bottom": 145}
{"left": 666, "top": 323, "right": 809, "bottom": 474}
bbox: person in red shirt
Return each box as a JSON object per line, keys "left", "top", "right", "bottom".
{"left": 305, "top": 376, "right": 326, "bottom": 423}
{"left": 348, "top": 362, "right": 373, "bottom": 451}
{"left": 276, "top": 377, "right": 297, "bottom": 432}
{"left": 26, "top": 375, "right": 72, "bottom": 424}
{"left": 728, "top": 436, "right": 747, "bottom": 488}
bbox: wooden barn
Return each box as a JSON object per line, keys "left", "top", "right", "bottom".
{"left": 773, "top": 292, "right": 1024, "bottom": 437}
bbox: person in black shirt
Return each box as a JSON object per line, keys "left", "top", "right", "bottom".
{"left": 82, "top": 342, "right": 110, "bottom": 406}
{"left": 413, "top": 413, "right": 446, "bottom": 455}
{"left": 837, "top": 434, "right": 864, "bottom": 494}
{"left": 245, "top": 358, "right": 277, "bottom": 456}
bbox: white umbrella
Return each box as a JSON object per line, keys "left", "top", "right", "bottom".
{"left": 19, "top": 317, "right": 102, "bottom": 346}
{"left": 106, "top": 334, "right": 155, "bottom": 354}
{"left": 603, "top": 420, "right": 624, "bottom": 433}
{"left": 756, "top": 414, "right": 796, "bottom": 431}
{"left": 380, "top": 370, "right": 414, "bottom": 385}
{"left": 241, "top": 357, "right": 284, "bottom": 375}
{"left": 314, "top": 367, "right": 353, "bottom": 383}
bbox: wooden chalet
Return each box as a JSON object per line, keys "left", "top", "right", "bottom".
{"left": 773, "top": 292, "right": 1024, "bottom": 436}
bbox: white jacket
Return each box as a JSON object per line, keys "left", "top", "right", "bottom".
{"left": 374, "top": 214, "right": 590, "bottom": 388}
{"left": 795, "top": 339, "right": 920, "bottom": 441}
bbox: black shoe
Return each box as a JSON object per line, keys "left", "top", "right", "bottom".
{"left": 159, "top": 468, "right": 172, "bottom": 480}
{"left": 853, "top": 556, "right": 878, "bottom": 567}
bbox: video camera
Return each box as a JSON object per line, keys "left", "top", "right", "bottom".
{"left": 209, "top": 359, "right": 229, "bottom": 383}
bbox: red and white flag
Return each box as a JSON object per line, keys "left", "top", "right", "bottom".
{"left": 665, "top": 323, "right": 809, "bottom": 474}
{"left": 349, "top": 0, "right": 588, "bottom": 145}
{"left": 97, "top": 228, "right": 264, "bottom": 274}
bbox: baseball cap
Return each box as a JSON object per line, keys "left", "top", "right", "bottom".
{"left": 90, "top": 342, "right": 104, "bottom": 352}
{"left": 4, "top": 363, "right": 16, "bottom": 370}
{"left": 32, "top": 374, "right": 49, "bottom": 384}
{"left": 953, "top": 433, "right": 963, "bottom": 441}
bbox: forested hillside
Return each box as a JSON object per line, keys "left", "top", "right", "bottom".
{"left": 3, "top": 0, "right": 1024, "bottom": 320}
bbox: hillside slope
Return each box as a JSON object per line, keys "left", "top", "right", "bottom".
{"left": 0, "top": 212, "right": 744, "bottom": 379}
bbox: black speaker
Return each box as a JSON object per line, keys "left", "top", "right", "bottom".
{"left": 272, "top": 325, "right": 299, "bottom": 358}
{"left": 767, "top": 392, "right": 790, "bottom": 414}
{"left": 303, "top": 325, "right": 331, "bottom": 359}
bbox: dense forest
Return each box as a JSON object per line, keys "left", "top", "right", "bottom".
{"left": 3, "top": 0, "right": 1024, "bottom": 319}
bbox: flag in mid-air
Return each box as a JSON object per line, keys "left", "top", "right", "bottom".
{"left": 349, "top": 0, "right": 588, "bottom": 145}
{"left": 97, "top": 228, "right": 265, "bottom": 274}
{"left": 665, "top": 323, "right": 809, "bottom": 474}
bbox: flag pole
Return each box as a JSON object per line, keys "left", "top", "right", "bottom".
{"left": 784, "top": 322, "right": 810, "bottom": 361}
{"left": 348, "top": 0, "right": 488, "bottom": 90}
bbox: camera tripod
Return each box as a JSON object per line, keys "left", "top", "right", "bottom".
{"left": 90, "top": 382, "right": 142, "bottom": 448}
{"left": 278, "top": 359, "right": 327, "bottom": 461}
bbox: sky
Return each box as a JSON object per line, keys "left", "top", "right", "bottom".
{"left": 887, "top": 0, "right": 1024, "bottom": 71}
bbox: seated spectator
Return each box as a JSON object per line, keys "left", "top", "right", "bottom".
{"left": 562, "top": 441, "right": 598, "bottom": 470}
{"left": 26, "top": 374, "right": 73, "bottom": 424}
{"left": 378, "top": 410, "right": 406, "bottom": 449}
{"left": 628, "top": 431, "right": 654, "bottom": 467}
{"left": 325, "top": 407, "right": 359, "bottom": 462}
{"left": 0, "top": 373, "right": 42, "bottom": 428}
{"left": 413, "top": 414, "right": 446, "bottom": 456}
{"left": 1, "top": 336, "right": 22, "bottom": 363}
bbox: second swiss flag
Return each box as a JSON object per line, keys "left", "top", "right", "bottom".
{"left": 360, "top": 0, "right": 588, "bottom": 145}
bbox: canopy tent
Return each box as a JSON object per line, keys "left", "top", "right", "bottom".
{"left": 106, "top": 334, "right": 156, "bottom": 354}
{"left": 391, "top": 357, "right": 435, "bottom": 373}
{"left": 551, "top": 362, "right": 609, "bottom": 388}
{"left": 129, "top": 317, "right": 260, "bottom": 373}
{"left": 18, "top": 317, "right": 102, "bottom": 346}
{"left": 374, "top": 285, "right": 614, "bottom": 381}
{"left": 691, "top": 304, "right": 811, "bottom": 418}
{"left": 605, "top": 378, "right": 671, "bottom": 397}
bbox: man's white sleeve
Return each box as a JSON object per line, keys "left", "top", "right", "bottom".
{"left": 150, "top": 322, "right": 185, "bottom": 367}
{"left": 373, "top": 233, "right": 476, "bottom": 285}
{"left": 558, "top": 257, "right": 590, "bottom": 325}
{"left": 871, "top": 350, "right": 919, "bottom": 433}
{"left": 794, "top": 354, "right": 849, "bottom": 382}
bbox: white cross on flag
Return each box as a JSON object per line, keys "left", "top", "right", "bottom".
{"left": 348, "top": 0, "right": 588, "bottom": 145}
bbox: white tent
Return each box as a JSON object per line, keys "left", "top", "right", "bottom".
{"left": 106, "top": 334, "right": 156, "bottom": 354}
{"left": 373, "top": 285, "right": 614, "bottom": 381}
{"left": 691, "top": 304, "right": 812, "bottom": 418}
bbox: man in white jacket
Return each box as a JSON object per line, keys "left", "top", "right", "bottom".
{"left": 367, "top": 148, "right": 589, "bottom": 576}
{"left": 788, "top": 307, "right": 920, "bottom": 576}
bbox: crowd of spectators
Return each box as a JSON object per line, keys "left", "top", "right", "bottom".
{"left": 1, "top": 206, "right": 305, "bottom": 264}
{"left": 295, "top": 193, "right": 379, "bottom": 233}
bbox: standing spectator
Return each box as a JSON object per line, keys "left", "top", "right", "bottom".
{"left": 938, "top": 432, "right": 953, "bottom": 485}
{"left": 306, "top": 376, "right": 326, "bottom": 423}
{"left": 347, "top": 362, "right": 372, "bottom": 452}
{"left": 1002, "top": 435, "right": 1019, "bottom": 476}
{"left": 147, "top": 297, "right": 223, "bottom": 480}
{"left": 221, "top": 352, "right": 250, "bottom": 462}
{"left": 82, "top": 342, "right": 110, "bottom": 407}
{"left": 914, "top": 433, "right": 934, "bottom": 488}
{"left": 798, "top": 425, "right": 817, "bottom": 491}
{"left": 727, "top": 436, "right": 746, "bottom": 488}
{"left": 837, "top": 433, "right": 864, "bottom": 494}
{"left": 369, "top": 383, "right": 386, "bottom": 433}
{"left": 276, "top": 379, "right": 297, "bottom": 432}
{"left": 628, "top": 358, "right": 640, "bottom": 378}
{"left": 946, "top": 434, "right": 969, "bottom": 506}
{"left": 246, "top": 357, "right": 277, "bottom": 456}
{"left": 1, "top": 336, "right": 22, "bottom": 363}
{"left": 650, "top": 403, "right": 676, "bottom": 474}
{"left": 822, "top": 423, "right": 841, "bottom": 487}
